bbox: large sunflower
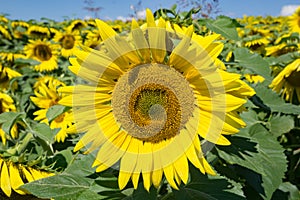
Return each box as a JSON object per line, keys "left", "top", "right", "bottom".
{"left": 30, "top": 76, "right": 74, "bottom": 142}
{"left": 0, "top": 157, "right": 53, "bottom": 197}
{"left": 289, "top": 6, "right": 300, "bottom": 33}
{"left": 59, "top": 9, "right": 255, "bottom": 190}
{"left": 270, "top": 58, "right": 300, "bottom": 103}
{"left": 24, "top": 39, "right": 59, "bottom": 72}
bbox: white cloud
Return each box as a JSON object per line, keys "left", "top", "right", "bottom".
{"left": 280, "top": 5, "right": 299, "bottom": 16}
{"left": 136, "top": 10, "right": 146, "bottom": 20}
{"left": 116, "top": 16, "right": 132, "bottom": 22}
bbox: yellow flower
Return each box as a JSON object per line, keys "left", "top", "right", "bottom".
{"left": 59, "top": 9, "right": 255, "bottom": 191}
{"left": 67, "top": 19, "right": 87, "bottom": 32}
{"left": 24, "top": 39, "right": 59, "bottom": 72}
{"left": 0, "top": 92, "right": 18, "bottom": 144}
{"left": 244, "top": 74, "right": 265, "bottom": 84}
{"left": 270, "top": 58, "right": 300, "bottom": 102}
{"left": 54, "top": 30, "right": 82, "bottom": 57}
{"left": 0, "top": 157, "right": 53, "bottom": 197}
{"left": 0, "top": 25, "right": 12, "bottom": 40}
{"left": 84, "top": 29, "right": 103, "bottom": 49}
{"left": 0, "top": 64, "right": 22, "bottom": 90}
{"left": 27, "top": 25, "right": 51, "bottom": 38}
{"left": 289, "top": 6, "right": 300, "bottom": 33}
{"left": 30, "top": 77, "right": 74, "bottom": 142}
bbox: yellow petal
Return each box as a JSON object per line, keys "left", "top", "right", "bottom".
{"left": 9, "top": 163, "right": 26, "bottom": 195}
{"left": 22, "top": 166, "right": 34, "bottom": 182}
{"left": 1, "top": 161, "right": 12, "bottom": 197}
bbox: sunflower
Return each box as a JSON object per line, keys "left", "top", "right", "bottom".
{"left": 54, "top": 30, "right": 82, "bottom": 57}
{"left": 27, "top": 25, "right": 50, "bottom": 38}
{"left": 289, "top": 6, "right": 300, "bottom": 33}
{"left": 59, "top": 9, "right": 255, "bottom": 190}
{"left": 84, "top": 29, "right": 103, "bottom": 49}
{"left": 0, "top": 64, "right": 22, "bottom": 90}
{"left": 0, "top": 25, "right": 12, "bottom": 40}
{"left": 24, "top": 39, "right": 59, "bottom": 72}
{"left": 30, "top": 77, "right": 74, "bottom": 142}
{"left": 244, "top": 74, "right": 265, "bottom": 84}
{"left": 0, "top": 157, "right": 53, "bottom": 197}
{"left": 0, "top": 92, "right": 18, "bottom": 144}
{"left": 270, "top": 58, "right": 300, "bottom": 103}
{"left": 67, "top": 19, "right": 87, "bottom": 32}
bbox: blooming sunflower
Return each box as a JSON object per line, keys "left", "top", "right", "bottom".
{"left": 289, "top": 6, "right": 300, "bottom": 33}
{"left": 0, "top": 157, "right": 53, "bottom": 197}
{"left": 0, "top": 64, "right": 22, "bottom": 90}
{"left": 30, "top": 77, "right": 74, "bottom": 142}
{"left": 0, "top": 92, "right": 18, "bottom": 144}
{"left": 84, "top": 29, "right": 103, "bottom": 49}
{"left": 270, "top": 58, "right": 300, "bottom": 103}
{"left": 24, "top": 39, "right": 59, "bottom": 72}
{"left": 27, "top": 25, "right": 50, "bottom": 38}
{"left": 0, "top": 25, "right": 12, "bottom": 40}
{"left": 67, "top": 19, "right": 87, "bottom": 32}
{"left": 54, "top": 30, "right": 82, "bottom": 57}
{"left": 59, "top": 9, "right": 255, "bottom": 190}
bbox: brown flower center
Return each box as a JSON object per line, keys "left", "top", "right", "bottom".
{"left": 286, "top": 70, "right": 300, "bottom": 87}
{"left": 33, "top": 44, "right": 52, "bottom": 61}
{"left": 61, "top": 35, "right": 75, "bottom": 49}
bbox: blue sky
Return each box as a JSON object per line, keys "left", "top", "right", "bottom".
{"left": 0, "top": 0, "right": 299, "bottom": 21}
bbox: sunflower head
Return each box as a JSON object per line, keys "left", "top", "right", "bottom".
{"left": 289, "top": 6, "right": 300, "bottom": 33}
{"left": 24, "top": 39, "right": 58, "bottom": 72}
{"left": 59, "top": 9, "right": 255, "bottom": 191}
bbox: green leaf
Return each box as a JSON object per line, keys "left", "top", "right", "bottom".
{"left": 254, "top": 84, "right": 300, "bottom": 115}
{"left": 275, "top": 182, "right": 300, "bottom": 200}
{"left": 217, "top": 123, "right": 287, "bottom": 200}
{"left": 129, "top": 183, "right": 157, "bottom": 200}
{"left": 205, "top": 17, "right": 240, "bottom": 40}
{"left": 46, "top": 104, "right": 69, "bottom": 124}
{"left": 65, "top": 154, "right": 96, "bottom": 177}
{"left": 233, "top": 48, "right": 272, "bottom": 82}
{"left": 267, "top": 115, "right": 294, "bottom": 137}
{"left": 0, "top": 112, "right": 25, "bottom": 134}
{"left": 32, "top": 123, "right": 56, "bottom": 144}
{"left": 173, "top": 166, "right": 245, "bottom": 200}
{"left": 20, "top": 173, "right": 98, "bottom": 200}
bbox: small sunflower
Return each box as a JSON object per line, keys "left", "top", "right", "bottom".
{"left": 67, "top": 19, "right": 87, "bottom": 32}
{"left": 289, "top": 6, "right": 300, "bottom": 33}
{"left": 31, "top": 77, "right": 74, "bottom": 142}
{"left": 0, "top": 64, "right": 22, "bottom": 90}
{"left": 54, "top": 30, "right": 82, "bottom": 57}
{"left": 244, "top": 74, "right": 265, "bottom": 84}
{"left": 0, "top": 157, "right": 53, "bottom": 197}
{"left": 27, "top": 25, "right": 50, "bottom": 38}
{"left": 270, "top": 58, "right": 300, "bottom": 103}
{"left": 84, "top": 29, "right": 103, "bottom": 49}
{"left": 0, "top": 92, "right": 18, "bottom": 144}
{"left": 59, "top": 9, "right": 255, "bottom": 190}
{"left": 0, "top": 25, "right": 12, "bottom": 40}
{"left": 24, "top": 39, "right": 59, "bottom": 72}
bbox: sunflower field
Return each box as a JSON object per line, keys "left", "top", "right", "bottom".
{"left": 0, "top": 5, "right": 300, "bottom": 200}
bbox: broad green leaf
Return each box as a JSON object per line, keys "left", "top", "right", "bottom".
{"left": 254, "top": 84, "right": 300, "bottom": 115}
{"left": 267, "top": 115, "right": 294, "bottom": 137}
{"left": 46, "top": 105, "right": 70, "bottom": 124}
{"left": 217, "top": 123, "right": 287, "bottom": 200}
{"left": 205, "top": 17, "right": 239, "bottom": 40}
{"left": 32, "top": 123, "right": 56, "bottom": 143}
{"left": 0, "top": 112, "right": 25, "bottom": 134}
{"left": 20, "top": 173, "right": 95, "bottom": 199}
{"left": 65, "top": 154, "right": 96, "bottom": 177}
{"left": 173, "top": 166, "right": 245, "bottom": 200}
{"left": 233, "top": 48, "right": 272, "bottom": 82}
